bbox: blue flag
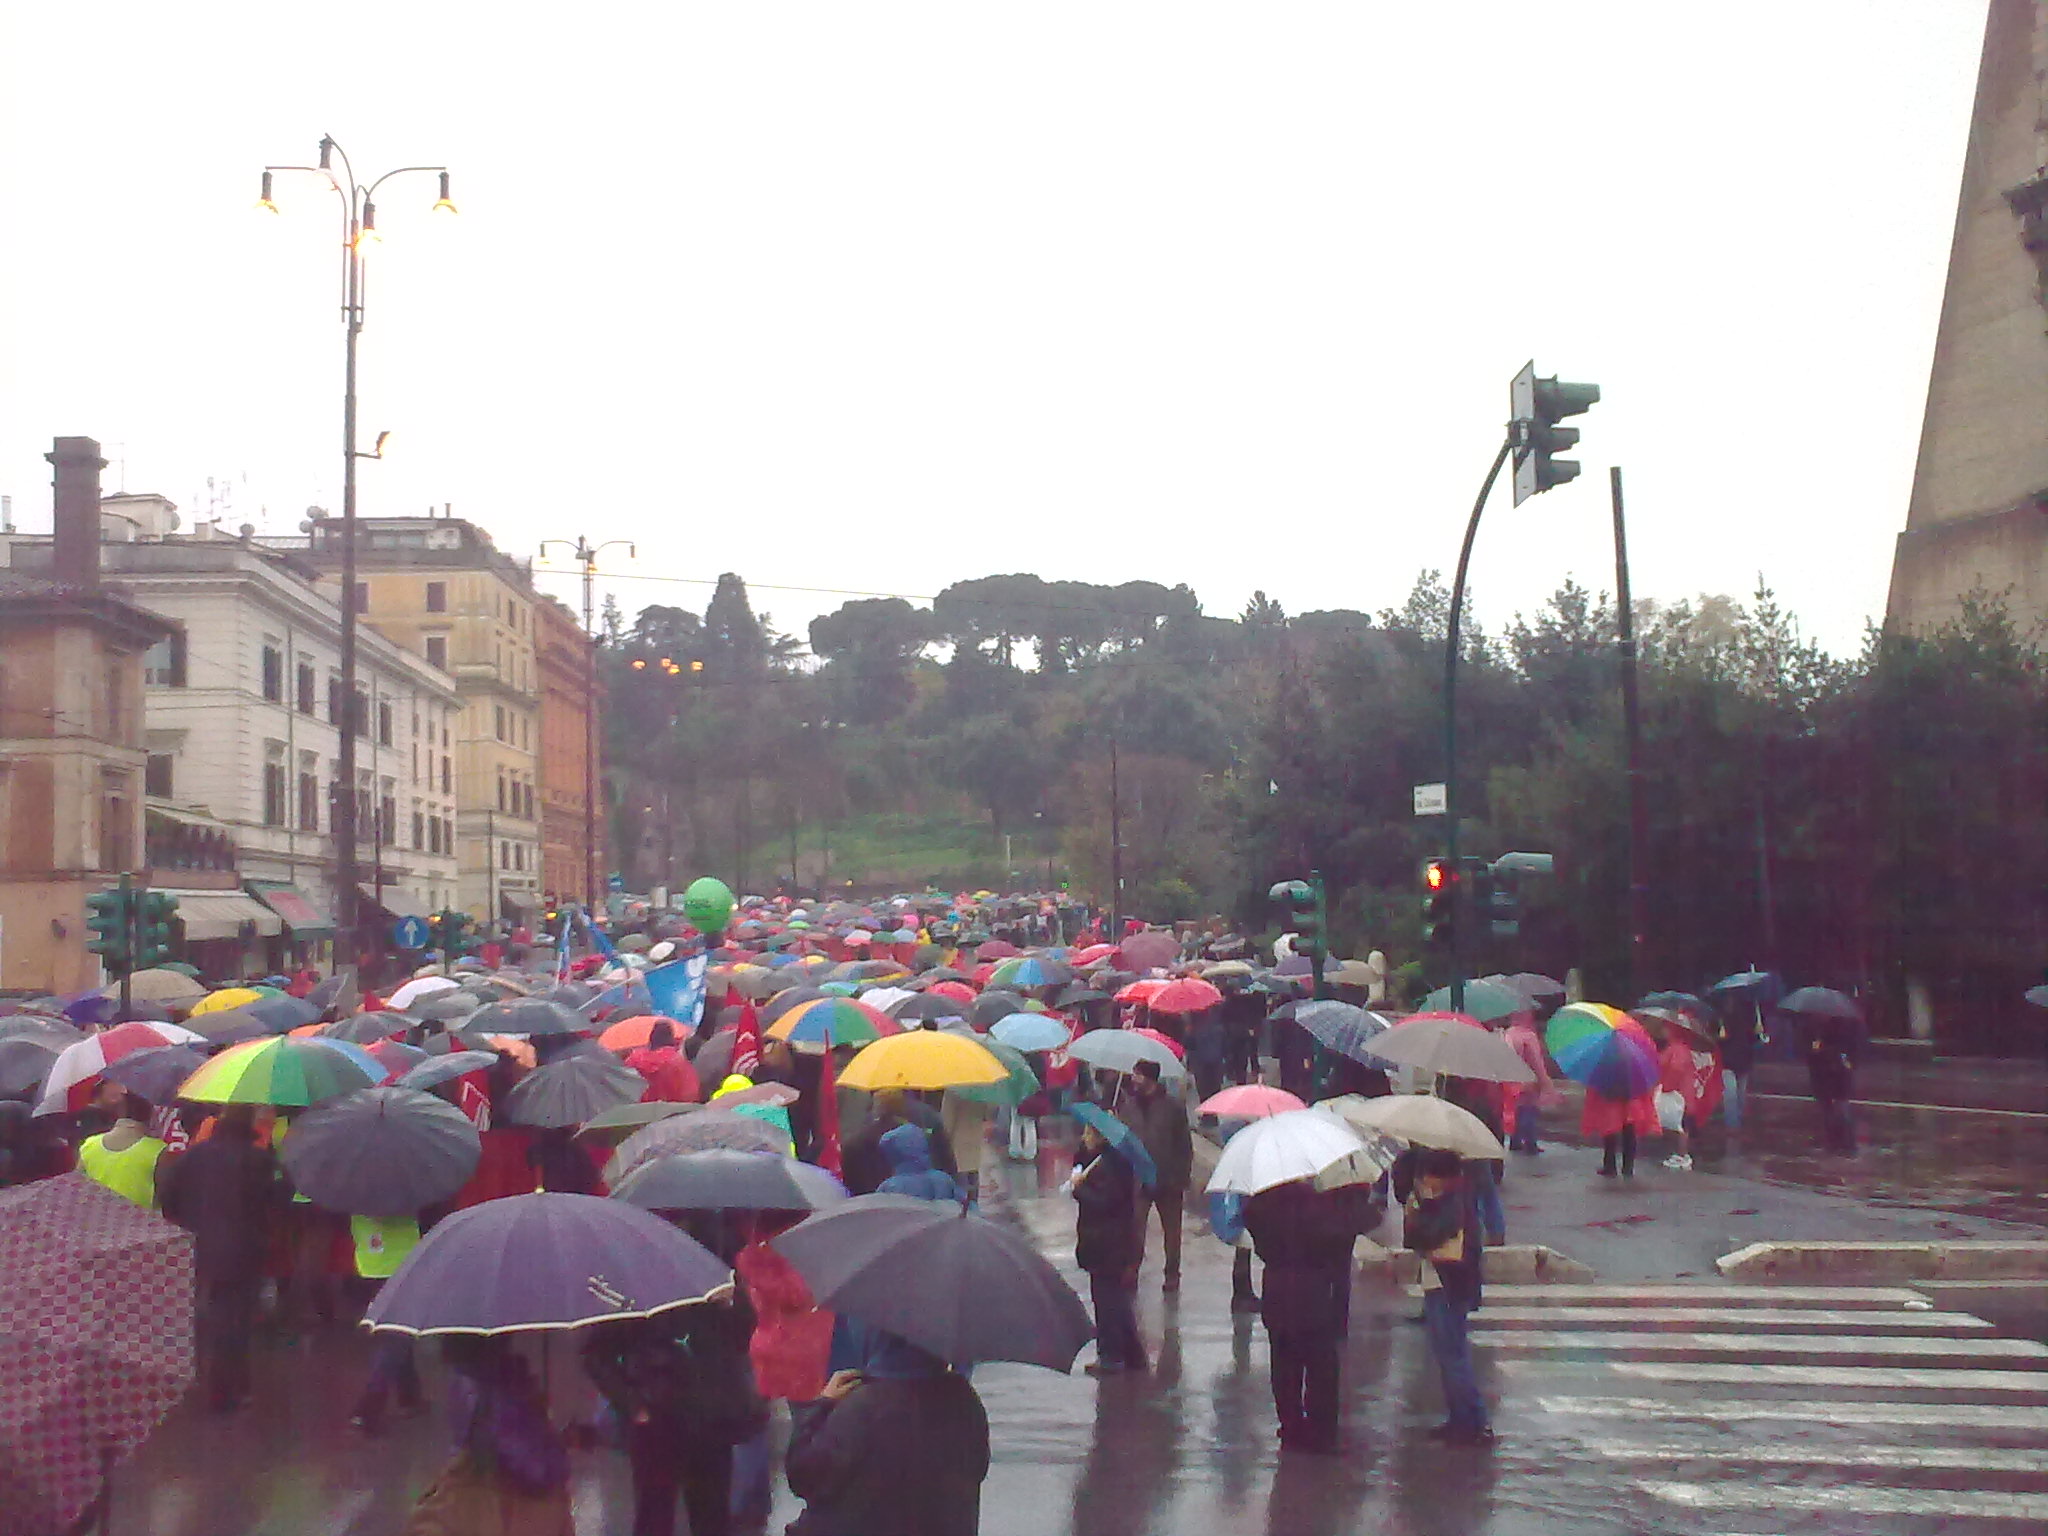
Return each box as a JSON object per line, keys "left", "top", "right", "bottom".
{"left": 642, "top": 955, "right": 708, "bottom": 1027}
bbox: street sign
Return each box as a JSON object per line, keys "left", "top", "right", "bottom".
{"left": 607, "top": 872, "right": 625, "bottom": 893}
{"left": 1413, "top": 782, "right": 1447, "bottom": 817}
{"left": 392, "top": 914, "right": 431, "bottom": 950}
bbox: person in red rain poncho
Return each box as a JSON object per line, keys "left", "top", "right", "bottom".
{"left": 1581, "top": 1078, "right": 1658, "bottom": 1181}
{"left": 623, "top": 1020, "right": 701, "bottom": 1104}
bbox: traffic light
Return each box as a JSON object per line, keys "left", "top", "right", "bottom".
{"left": 1421, "top": 858, "right": 1456, "bottom": 950}
{"left": 85, "top": 885, "right": 133, "bottom": 972}
{"left": 135, "top": 890, "right": 178, "bottom": 969}
{"left": 432, "top": 908, "right": 475, "bottom": 958}
{"left": 1511, "top": 361, "right": 1601, "bottom": 506}
{"left": 1486, "top": 851, "right": 1554, "bottom": 940}
{"left": 1269, "top": 874, "right": 1330, "bottom": 997}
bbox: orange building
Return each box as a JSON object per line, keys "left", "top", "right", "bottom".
{"left": 535, "top": 594, "right": 602, "bottom": 906}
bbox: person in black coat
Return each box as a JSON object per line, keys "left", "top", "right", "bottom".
{"left": 1069, "top": 1123, "right": 1146, "bottom": 1375}
{"left": 1405, "top": 1148, "right": 1491, "bottom": 1445}
{"left": 156, "top": 1105, "right": 277, "bottom": 1412}
{"left": 1243, "top": 1177, "right": 1377, "bottom": 1453}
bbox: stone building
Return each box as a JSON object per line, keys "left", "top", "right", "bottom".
{"left": 535, "top": 593, "right": 601, "bottom": 907}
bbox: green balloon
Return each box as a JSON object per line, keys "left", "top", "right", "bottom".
{"left": 682, "top": 876, "right": 735, "bottom": 937}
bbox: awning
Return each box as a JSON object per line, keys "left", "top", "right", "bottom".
{"left": 500, "top": 891, "right": 540, "bottom": 920}
{"left": 359, "top": 884, "right": 429, "bottom": 919}
{"left": 159, "top": 890, "right": 283, "bottom": 942}
{"left": 247, "top": 882, "right": 337, "bottom": 937}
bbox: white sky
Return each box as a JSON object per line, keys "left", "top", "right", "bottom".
{"left": 0, "top": 2, "right": 1986, "bottom": 656}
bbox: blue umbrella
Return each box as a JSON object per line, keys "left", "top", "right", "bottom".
{"left": 242, "top": 994, "right": 321, "bottom": 1033}
{"left": 1284, "top": 1000, "right": 1394, "bottom": 1066}
{"left": 991, "top": 1013, "right": 1069, "bottom": 1053}
{"left": 1070, "top": 1101, "right": 1158, "bottom": 1189}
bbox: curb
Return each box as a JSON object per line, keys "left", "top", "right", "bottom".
{"left": 1718, "top": 1239, "right": 2048, "bottom": 1282}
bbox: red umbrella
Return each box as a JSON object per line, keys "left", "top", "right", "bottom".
{"left": 1114, "top": 978, "right": 1169, "bottom": 1005}
{"left": 0, "top": 1174, "right": 194, "bottom": 1534}
{"left": 1116, "top": 932, "right": 1180, "bottom": 972}
{"left": 1072, "top": 944, "right": 1119, "bottom": 966}
{"left": 976, "top": 940, "right": 1022, "bottom": 960}
{"left": 1146, "top": 978, "right": 1223, "bottom": 1014}
{"left": 1132, "top": 1026, "right": 1187, "bottom": 1062}
{"left": 927, "top": 981, "right": 978, "bottom": 1006}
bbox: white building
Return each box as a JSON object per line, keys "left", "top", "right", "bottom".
{"left": 1, "top": 495, "right": 461, "bottom": 964}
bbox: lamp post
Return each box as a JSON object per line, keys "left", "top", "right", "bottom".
{"left": 258, "top": 137, "right": 455, "bottom": 971}
{"left": 540, "top": 537, "right": 635, "bottom": 912}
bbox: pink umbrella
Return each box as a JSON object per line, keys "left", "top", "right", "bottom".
{"left": 1132, "top": 1026, "right": 1187, "bottom": 1062}
{"left": 1198, "top": 1084, "right": 1304, "bottom": 1118}
{"left": 34, "top": 1020, "right": 205, "bottom": 1116}
{"left": 1147, "top": 978, "right": 1223, "bottom": 1014}
{"left": 976, "top": 940, "right": 1022, "bottom": 960}
{"left": 1072, "top": 944, "right": 1119, "bottom": 966}
{"left": 1116, "top": 932, "right": 1180, "bottom": 972}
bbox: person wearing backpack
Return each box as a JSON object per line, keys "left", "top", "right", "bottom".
{"left": 580, "top": 1294, "right": 767, "bottom": 1536}
{"left": 403, "top": 1335, "right": 572, "bottom": 1535}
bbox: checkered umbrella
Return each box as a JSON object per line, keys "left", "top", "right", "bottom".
{"left": 0, "top": 1174, "right": 194, "bottom": 1536}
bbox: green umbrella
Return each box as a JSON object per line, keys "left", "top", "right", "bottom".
{"left": 944, "top": 1030, "right": 1039, "bottom": 1106}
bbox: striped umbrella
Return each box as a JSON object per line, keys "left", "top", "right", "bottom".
{"left": 176, "top": 1035, "right": 384, "bottom": 1107}
{"left": 767, "top": 996, "right": 903, "bottom": 1048}
{"left": 986, "top": 957, "right": 1075, "bottom": 990}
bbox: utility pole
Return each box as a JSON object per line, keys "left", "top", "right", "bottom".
{"left": 1108, "top": 737, "right": 1123, "bottom": 936}
{"left": 540, "top": 537, "right": 633, "bottom": 912}
{"left": 1611, "top": 467, "right": 1650, "bottom": 997}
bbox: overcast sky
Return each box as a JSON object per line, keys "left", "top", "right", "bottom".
{"left": 0, "top": 3, "right": 1985, "bottom": 655}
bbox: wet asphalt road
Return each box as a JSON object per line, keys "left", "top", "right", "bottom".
{"left": 111, "top": 1087, "right": 2048, "bottom": 1536}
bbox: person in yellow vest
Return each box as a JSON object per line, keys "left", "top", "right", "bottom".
{"left": 346, "top": 1211, "right": 424, "bottom": 1436}
{"left": 78, "top": 1093, "right": 167, "bottom": 1209}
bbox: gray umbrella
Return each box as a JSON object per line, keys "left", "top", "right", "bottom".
{"left": 412, "top": 992, "right": 481, "bottom": 1024}
{"left": 243, "top": 994, "right": 321, "bottom": 1033}
{"left": 772, "top": 1193, "right": 1092, "bottom": 1372}
{"left": 611, "top": 1150, "right": 846, "bottom": 1213}
{"left": 690, "top": 1028, "right": 739, "bottom": 1085}
{"left": 606, "top": 1110, "right": 786, "bottom": 1185}
{"left": 99, "top": 1044, "right": 209, "bottom": 1105}
{"left": 467, "top": 997, "right": 590, "bottom": 1038}
{"left": 397, "top": 1051, "right": 500, "bottom": 1093}
{"left": 0, "top": 1037, "right": 61, "bottom": 1099}
{"left": 891, "top": 994, "right": 967, "bottom": 1023}
{"left": 970, "top": 991, "right": 1029, "bottom": 1028}
{"left": 761, "top": 988, "right": 828, "bottom": 1027}
{"left": 280, "top": 1086, "right": 482, "bottom": 1217}
{"left": 504, "top": 1053, "right": 643, "bottom": 1129}
{"left": 307, "top": 969, "right": 356, "bottom": 1017}
{"left": 0, "top": 1016, "right": 86, "bottom": 1048}
{"left": 1281, "top": 1000, "right": 1394, "bottom": 1066}
{"left": 184, "top": 1008, "right": 275, "bottom": 1047}
{"left": 318, "top": 1013, "right": 417, "bottom": 1045}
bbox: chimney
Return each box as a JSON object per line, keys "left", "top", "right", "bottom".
{"left": 47, "top": 436, "right": 106, "bottom": 589}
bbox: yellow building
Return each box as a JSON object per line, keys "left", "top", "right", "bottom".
{"left": 291, "top": 514, "right": 542, "bottom": 925}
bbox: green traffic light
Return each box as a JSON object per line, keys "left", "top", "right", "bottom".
{"left": 1532, "top": 378, "right": 1600, "bottom": 420}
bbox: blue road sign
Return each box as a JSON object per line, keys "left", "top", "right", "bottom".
{"left": 393, "top": 914, "right": 431, "bottom": 950}
{"left": 607, "top": 872, "right": 625, "bottom": 892}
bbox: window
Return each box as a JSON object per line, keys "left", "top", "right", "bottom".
{"left": 441, "top": 755, "right": 452, "bottom": 794}
{"left": 297, "top": 663, "right": 316, "bottom": 714}
{"left": 427, "top": 816, "right": 443, "bottom": 855}
{"left": 410, "top": 744, "right": 418, "bottom": 783}
{"left": 494, "top": 705, "right": 506, "bottom": 742}
{"left": 143, "top": 634, "right": 187, "bottom": 688}
{"left": 100, "top": 771, "right": 134, "bottom": 871}
{"left": 425, "top": 635, "right": 448, "bottom": 669}
{"left": 378, "top": 701, "right": 394, "bottom": 746}
{"left": 262, "top": 764, "right": 286, "bottom": 826}
{"left": 261, "top": 645, "right": 283, "bottom": 702}
{"left": 412, "top": 810, "right": 425, "bottom": 850}
{"left": 328, "top": 677, "right": 345, "bottom": 726}
{"left": 522, "top": 781, "right": 535, "bottom": 819}
{"left": 426, "top": 582, "right": 447, "bottom": 613}
{"left": 298, "top": 772, "right": 320, "bottom": 831}
{"left": 352, "top": 688, "right": 369, "bottom": 738}
{"left": 441, "top": 816, "right": 453, "bottom": 853}
{"left": 145, "top": 753, "right": 174, "bottom": 798}
{"left": 381, "top": 794, "right": 398, "bottom": 845}
{"left": 498, "top": 773, "right": 508, "bottom": 812}
{"left": 501, "top": 840, "right": 511, "bottom": 870}
{"left": 514, "top": 843, "right": 526, "bottom": 872}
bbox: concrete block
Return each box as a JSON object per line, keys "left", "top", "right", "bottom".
{"left": 1363, "top": 1242, "right": 1592, "bottom": 1284}
{"left": 1717, "top": 1240, "right": 2048, "bottom": 1282}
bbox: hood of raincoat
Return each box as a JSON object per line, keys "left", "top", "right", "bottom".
{"left": 880, "top": 1121, "right": 933, "bottom": 1175}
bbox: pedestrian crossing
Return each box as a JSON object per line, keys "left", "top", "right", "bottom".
{"left": 1464, "top": 1283, "right": 2048, "bottom": 1529}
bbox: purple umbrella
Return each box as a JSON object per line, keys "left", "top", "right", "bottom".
{"left": 364, "top": 1192, "right": 732, "bottom": 1335}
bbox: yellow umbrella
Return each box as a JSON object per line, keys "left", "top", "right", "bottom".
{"left": 189, "top": 987, "right": 265, "bottom": 1016}
{"left": 837, "top": 1029, "right": 1007, "bottom": 1093}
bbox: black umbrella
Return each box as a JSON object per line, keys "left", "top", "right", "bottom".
{"left": 971, "top": 991, "right": 1028, "bottom": 1029}
{"left": 412, "top": 992, "right": 481, "bottom": 1024}
{"left": 1777, "top": 986, "right": 1861, "bottom": 1021}
{"left": 772, "top": 1193, "right": 1092, "bottom": 1372}
{"left": 611, "top": 1149, "right": 846, "bottom": 1213}
{"left": 397, "top": 1051, "right": 499, "bottom": 1093}
{"left": 318, "top": 1012, "right": 417, "bottom": 1045}
{"left": 891, "top": 994, "right": 967, "bottom": 1023}
{"left": 184, "top": 1008, "right": 274, "bottom": 1047}
{"left": 691, "top": 1028, "right": 738, "bottom": 1085}
{"left": 279, "top": 1086, "right": 482, "bottom": 1216}
{"left": 1052, "top": 984, "right": 1109, "bottom": 1010}
{"left": 98, "top": 1045, "right": 209, "bottom": 1105}
{"left": 760, "top": 987, "right": 828, "bottom": 1027}
{"left": 243, "top": 994, "right": 321, "bottom": 1033}
{"left": 0, "top": 1037, "right": 61, "bottom": 1099}
{"left": 307, "top": 969, "right": 356, "bottom": 1017}
{"left": 504, "top": 1052, "right": 643, "bottom": 1129}
{"left": 467, "top": 997, "right": 590, "bottom": 1038}
{"left": 0, "top": 1016, "right": 85, "bottom": 1048}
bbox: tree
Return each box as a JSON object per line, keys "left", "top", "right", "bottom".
{"left": 704, "top": 573, "right": 768, "bottom": 677}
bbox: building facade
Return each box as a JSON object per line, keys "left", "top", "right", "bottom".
{"left": 0, "top": 440, "right": 175, "bottom": 995}
{"left": 1888, "top": 0, "right": 2048, "bottom": 630}
{"left": 535, "top": 593, "right": 602, "bottom": 907}
{"left": 287, "top": 515, "right": 544, "bottom": 923}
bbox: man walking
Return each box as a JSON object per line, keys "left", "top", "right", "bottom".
{"left": 1406, "top": 1148, "right": 1491, "bottom": 1445}
{"left": 1243, "top": 1177, "right": 1375, "bottom": 1453}
{"left": 158, "top": 1105, "right": 277, "bottom": 1413}
{"left": 1117, "top": 1059, "right": 1192, "bottom": 1291}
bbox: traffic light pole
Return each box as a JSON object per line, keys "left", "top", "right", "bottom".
{"left": 118, "top": 872, "right": 133, "bottom": 1021}
{"left": 1611, "top": 467, "right": 1650, "bottom": 998}
{"left": 1442, "top": 437, "right": 1514, "bottom": 1015}
{"left": 1309, "top": 871, "right": 1330, "bottom": 1003}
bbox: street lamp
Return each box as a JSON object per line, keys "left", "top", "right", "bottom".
{"left": 258, "top": 135, "right": 455, "bottom": 969}
{"left": 539, "top": 536, "right": 635, "bottom": 912}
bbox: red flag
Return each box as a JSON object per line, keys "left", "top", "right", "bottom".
{"left": 815, "top": 1044, "right": 842, "bottom": 1177}
{"left": 730, "top": 999, "right": 763, "bottom": 1080}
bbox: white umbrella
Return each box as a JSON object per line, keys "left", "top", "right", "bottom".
{"left": 1205, "top": 1108, "right": 1394, "bottom": 1196}
{"left": 858, "top": 986, "right": 916, "bottom": 1016}
{"left": 1321, "top": 1092, "right": 1505, "bottom": 1160}
{"left": 390, "top": 975, "right": 461, "bottom": 1009}
{"left": 1066, "top": 1029, "right": 1186, "bottom": 1079}
{"left": 1365, "top": 1015, "right": 1535, "bottom": 1084}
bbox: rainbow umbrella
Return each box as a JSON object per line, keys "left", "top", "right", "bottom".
{"left": 766, "top": 996, "right": 903, "bottom": 1048}
{"left": 177, "top": 1035, "right": 385, "bottom": 1107}
{"left": 1544, "top": 1003, "right": 1659, "bottom": 1099}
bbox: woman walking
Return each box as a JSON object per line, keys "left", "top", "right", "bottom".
{"left": 1070, "top": 1120, "right": 1146, "bottom": 1376}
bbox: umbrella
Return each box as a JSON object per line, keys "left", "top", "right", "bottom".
{"left": 1778, "top": 986, "right": 1862, "bottom": 1021}
{"left": 34, "top": 1021, "right": 206, "bottom": 1116}
{"left": 1200, "top": 961, "right": 1257, "bottom": 980}
{"left": 1116, "top": 932, "right": 1180, "bottom": 972}
{"left": 0, "top": 1173, "right": 194, "bottom": 1534}
{"left": 504, "top": 1052, "right": 644, "bottom": 1129}
{"left": 306, "top": 971, "right": 356, "bottom": 1016}
{"left": 768, "top": 997, "right": 901, "bottom": 1049}
{"left": 1494, "top": 972, "right": 1566, "bottom": 1003}
{"left": 280, "top": 1087, "right": 482, "bottom": 1216}
{"left": 393, "top": 1051, "right": 499, "bottom": 1098}
{"left": 0, "top": 1037, "right": 61, "bottom": 1100}
{"left": 389, "top": 975, "right": 461, "bottom": 1009}
{"left": 1146, "top": 978, "right": 1223, "bottom": 1014}
{"left": 990, "top": 1013, "right": 1070, "bottom": 1053}
{"left": 772, "top": 1193, "right": 1091, "bottom": 1372}
{"left": 1365, "top": 1013, "right": 1535, "bottom": 1084}
{"left": 183, "top": 1007, "right": 275, "bottom": 1047}
{"left": 614, "top": 933, "right": 652, "bottom": 954}
{"left": 857, "top": 986, "right": 917, "bottom": 1016}
{"left": 412, "top": 991, "right": 481, "bottom": 1024}
{"left": 1708, "top": 969, "right": 1781, "bottom": 1001}
{"left": 1418, "top": 978, "right": 1526, "bottom": 1023}
{"left": 760, "top": 987, "right": 830, "bottom": 1026}
{"left": 1545, "top": 1003, "right": 1661, "bottom": 1099}
{"left": 597, "top": 1014, "right": 686, "bottom": 1052}
{"left": 975, "top": 940, "right": 1021, "bottom": 960}
{"left": 575, "top": 1100, "right": 701, "bottom": 1141}
{"left": 1322, "top": 1092, "right": 1505, "bottom": 1159}
{"left": 0, "top": 1017, "right": 84, "bottom": 1048}
{"left": 1066, "top": 1029, "right": 1186, "bottom": 1079}
{"left": 837, "top": 1031, "right": 1006, "bottom": 1093}
{"left": 1285, "top": 1000, "right": 1395, "bottom": 1066}
{"left": 1051, "top": 984, "right": 1109, "bottom": 1011}
{"left": 241, "top": 994, "right": 321, "bottom": 1033}
{"left": 364, "top": 1193, "right": 732, "bottom": 1336}
{"left": 97, "top": 1045, "right": 209, "bottom": 1106}
{"left": 364, "top": 1039, "right": 428, "bottom": 1079}
{"left": 1325, "top": 960, "right": 1382, "bottom": 990}
{"left": 1113, "top": 978, "right": 1169, "bottom": 1005}
{"left": 1131, "top": 1027, "right": 1186, "bottom": 1062}
{"left": 188, "top": 987, "right": 268, "bottom": 1017}
{"left": 177, "top": 1035, "right": 385, "bottom": 1107}
{"left": 1197, "top": 1084, "right": 1305, "bottom": 1119}
{"left": 986, "top": 957, "right": 1075, "bottom": 990}
{"left": 970, "top": 991, "right": 1036, "bottom": 1030}
{"left": 1069, "top": 1102, "right": 1158, "bottom": 1188}
{"left": 607, "top": 1110, "right": 788, "bottom": 1186}
{"left": 465, "top": 997, "right": 590, "bottom": 1038}
{"left": 317, "top": 1012, "right": 413, "bottom": 1046}
{"left": 108, "top": 967, "right": 206, "bottom": 1005}
{"left": 612, "top": 1150, "right": 847, "bottom": 1213}
{"left": 2027, "top": 985, "right": 2048, "bottom": 1010}
{"left": 925, "top": 981, "right": 979, "bottom": 1008}
{"left": 1205, "top": 1108, "right": 1393, "bottom": 1196}
{"left": 1071, "top": 944, "right": 1119, "bottom": 966}
{"left": 943, "top": 1032, "right": 1039, "bottom": 1106}
{"left": 1633, "top": 1005, "right": 1718, "bottom": 1051}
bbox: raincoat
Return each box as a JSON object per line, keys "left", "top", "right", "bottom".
{"left": 623, "top": 1044, "right": 699, "bottom": 1105}
{"left": 876, "top": 1123, "right": 962, "bottom": 1203}
{"left": 736, "top": 1228, "right": 833, "bottom": 1403}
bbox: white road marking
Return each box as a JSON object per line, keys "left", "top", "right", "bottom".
{"left": 1747, "top": 1091, "right": 2048, "bottom": 1121}
{"left": 1589, "top": 1362, "right": 2048, "bottom": 1394}
{"left": 1587, "top": 1439, "right": 2045, "bottom": 1472}
{"left": 1640, "top": 1483, "right": 2048, "bottom": 1520}
{"left": 1466, "top": 1284, "right": 1934, "bottom": 1308}
{"left": 1475, "top": 1330, "right": 2048, "bottom": 1360}
{"left": 1534, "top": 1394, "right": 2048, "bottom": 1429}
{"left": 1476, "top": 1306, "right": 1989, "bottom": 1331}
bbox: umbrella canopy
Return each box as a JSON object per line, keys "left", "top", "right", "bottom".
{"left": 990, "top": 1013, "right": 1070, "bottom": 1053}
{"left": 412, "top": 991, "right": 481, "bottom": 1024}
{"left": 316, "top": 1012, "right": 414, "bottom": 1046}
{"left": 1205, "top": 1108, "right": 1393, "bottom": 1196}
{"left": 1199, "top": 961, "right": 1256, "bottom": 981}
{"left": 1494, "top": 972, "right": 1566, "bottom": 1003}
{"left": 183, "top": 1007, "right": 275, "bottom": 1047}
{"left": 986, "top": 957, "right": 1075, "bottom": 990}
{"left": 188, "top": 987, "right": 269, "bottom": 1017}
{"left": 1066, "top": 1029, "right": 1186, "bottom": 1079}
{"left": 1777, "top": 986, "right": 1862, "bottom": 1021}
{"left": 0, "top": 1017, "right": 85, "bottom": 1048}
{"left": 575, "top": 1100, "right": 701, "bottom": 1142}
{"left": 2027, "top": 984, "right": 2048, "bottom": 1010}
{"left": 280, "top": 1087, "right": 482, "bottom": 1216}
{"left": 389, "top": 975, "right": 461, "bottom": 1009}
{"left": 241, "top": 994, "right": 321, "bottom": 1033}
{"left": 611, "top": 1149, "right": 846, "bottom": 1213}
{"left": 465, "top": 997, "right": 590, "bottom": 1038}
{"left": 1113, "top": 978, "right": 1169, "bottom": 1005}
{"left": 364, "top": 1193, "right": 732, "bottom": 1336}
{"left": 768, "top": 997, "right": 901, "bottom": 1049}
{"left": 1633, "top": 1005, "right": 1718, "bottom": 1051}
{"left": 1545, "top": 1003, "right": 1660, "bottom": 1099}
{"left": 760, "top": 987, "right": 831, "bottom": 1026}
{"left": 395, "top": 1051, "right": 498, "bottom": 1094}
{"left": 1366, "top": 1014, "right": 1536, "bottom": 1084}
{"left": 772, "top": 1193, "right": 1092, "bottom": 1372}
{"left": 607, "top": 1110, "right": 788, "bottom": 1186}
{"left": 597, "top": 1014, "right": 686, "bottom": 1052}
{"left": 1146, "top": 978, "right": 1223, "bottom": 1014}
{"left": 1069, "top": 1102, "right": 1158, "bottom": 1187}
{"left": 1708, "top": 969, "right": 1781, "bottom": 1001}
{"left": 1323, "top": 1092, "right": 1505, "bottom": 1159}
{"left": 109, "top": 967, "right": 206, "bottom": 1005}
{"left": 179, "top": 1034, "right": 387, "bottom": 1107}
{"left": 0, "top": 1037, "right": 61, "bottom": 1100}
{"left": 1284, "top": 1000, "right": 1394, "bottom": 1066}
{"left": 98, "top": 1045, "right": 210, "bottom": 1106}
{"left": 838, "top": 1031, "right": 1006, "bottom": 1093}
{"left": 504, "top": 1052, "right": 644, "bottom": 1129}
{"left": 0, "top": 1173, "right": 195, "bottom": 1534}
{"left": 942, "top": 1032, "right": 1039, "bottom": 1106}
{"left": 1197, "top": 1084, "right": 1305, "bottom": 1119}
{"left": 34, "top": 1021, "right": 206, "bottom": 1116}
{"left": 1418, "top": 978, "right": 1527, "bottom": 1023}
{"left": 1051, "top": 984, "right": 1110, "bottom": 1011}
{"left": 1116, "top": 932, "right": 1180, "bottom": 972}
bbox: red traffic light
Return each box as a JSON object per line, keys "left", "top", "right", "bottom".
{"left": 1424, "top": 860, "right": 1447, "bottom": 892}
